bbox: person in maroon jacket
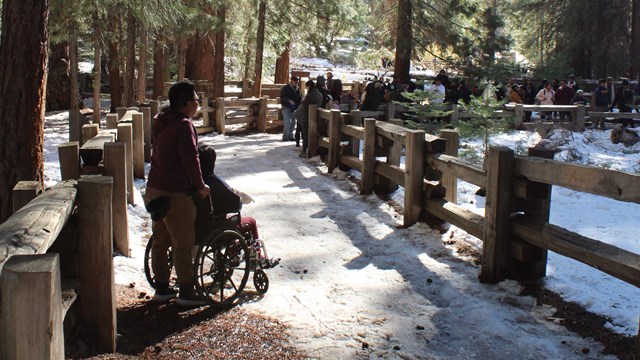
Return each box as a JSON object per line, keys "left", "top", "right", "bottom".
{"left": 144, "top": 81, "right": 210, "bottom": 306}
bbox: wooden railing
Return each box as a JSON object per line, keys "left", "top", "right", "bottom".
{"left": 0, "top": 177, "right": 117, "bottom": 358}
{"left": 308, "top": 108, "right": 640, "bottom": 350}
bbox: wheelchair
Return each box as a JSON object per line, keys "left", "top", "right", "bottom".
{"left": 144, "top": 205, "right": 279, "bottom": 308}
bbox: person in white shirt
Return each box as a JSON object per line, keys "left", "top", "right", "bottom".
{"left": 429, "top": 78, "right": 446, "bottom": 104}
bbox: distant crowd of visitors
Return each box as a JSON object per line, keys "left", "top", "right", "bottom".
{"left": 282, "top": 70, "right": 640, "bottom": 157}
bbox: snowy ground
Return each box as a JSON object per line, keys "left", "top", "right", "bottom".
{"left": 41, "top": 108, "right": 638, "bottom": 359}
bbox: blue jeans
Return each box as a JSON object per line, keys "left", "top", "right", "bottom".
{"left": 282, "top": 108, "right": 295, "bottom": 140}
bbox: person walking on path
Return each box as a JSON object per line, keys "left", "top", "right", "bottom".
{"left": 294, "top": 80, "right": 323, "bottom": 158}
{"left": 144, "top": 81, "right": 210, "bottom": 307}
{"left": 280, "top": 75, "right": 302, "bottom": 141}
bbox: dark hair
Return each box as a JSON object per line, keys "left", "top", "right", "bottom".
{"left": 331, "top": 79, "right": 343, "bottom": 101}
{"left": 305, "top": 80, "right": 315, "bottom": 88}
{"left": 169, "top": 81, "right": 196, "bottom": 110}
{"left": 198, "top": 144, "right": 217, "bottom": 176}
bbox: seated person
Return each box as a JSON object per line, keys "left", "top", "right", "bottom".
{"left": 195, "top": 144, "right": 259, "bottom": 242}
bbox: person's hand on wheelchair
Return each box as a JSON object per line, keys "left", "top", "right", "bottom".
{"left": 198, "top": 184, "right": 211, "bottom": 199}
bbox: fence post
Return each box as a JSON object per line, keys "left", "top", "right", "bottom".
{"left": 116, "top": 107, "right": 127, "bottom": 120}
{"left": 258, "top": 97, "right": 268, "bottom": 133}
{"left": 308, "top": 105, "right": 319, "bottom": 157}
{"left": 103, "top": 142, "right": 129, "bottom": 257}
{"left": 76, "top": 175, "right": 116, "bottom": 353}
{"left": 117, "top": 123, "right": 135, "bottom": 205}
{"left": 404, "top": 129, "right": 425, "bottom": 226}
{"left": 510, "top": 147, "right": 553, "bottom": 280}
{"left": 574, "top": 104, "right": 585, "bottom": 131}
{"left": 385, "top": 102, "right": 395, "bottom": 122}
{"left": 375, "top": 119, "right": 403, "bottom": 193}
{"left": 479, "top": 146, "right": 514, "bottom": 283}
{"left": 201, "top": 96, "right": 210, "bottom": 127}
{"left": 0, "top": 254, "right": 64, "bottom": 360}
{"left": 450, "top": 103, "right": 459, "bottom": 122}
{"left": 69, "top": 110, "right": 85, "bottom": 143}
{"left": 81, "top": 123, "right": 99, "bottom": 145}
{"left": 514, "top": 104, "right": 525, "bottom": 129}
{"left": 351, "top": 110, "right": 362, "bottom": 157}
{"left": 242, "top": 78, "right": 252, "bottom": 98}
{"left": 12, "top": 181, "right": 43, "bottom": 214}
{"left": 105, "top": 113, "right": 118, "bottom": 129}
{"left": 327, "top": 109, "right": 342, "bottom": 172}
{"left": 58, "top": 141, "right": 80, "bottom": 181}
{"left": 361, "top": 118, "right": 376, "bottom": 195}
{"left": 131, "top": 113, "right": 145, "bottom": 179}
{"left": 215, "top": 97, "right": 226, "bottom": 135}
{"left": 439, "top": 129, "right": 459, "bottom": 204}
{"left": 149, "top": 100, "right": 160, "bottom": 128}
{"left": 140, "top": 107, "right": 152, "bottom": 162}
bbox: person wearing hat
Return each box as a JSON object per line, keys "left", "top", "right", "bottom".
{"left": 280, "top": 75, "right": 302, "bottom": 141}
{"left": 571, "top": 89, "right": 587, "bottom": 106}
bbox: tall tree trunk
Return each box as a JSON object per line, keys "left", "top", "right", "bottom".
{"left": 178, "top": 35, "right": 187, "bottom": 81}
{"left": 253, "top": 0, "right": 266, "bottom": 97}
{"left": 213, "top": 5, "right": 226, "bottom": 99}
{"left": 153, "top": 34, "right": 165, "bottom": 99}
{"left": 242, "top": 6, "right": 256, "bottom": 82}
{"left": 136, "top": 22, "right": 148, "bottom": 104}
{"left": 0, "top": 0, "right": 49, "bottom": 222}
{"left": 46, "top": 42, "right": 71, "bottom": 110}
{"left": 631, "top": 0, "right": 640, "bottom": 79}
{"left": 274, "top": 40, "right": 291, "bottom": 84}
{"left": 123, "top": 14, "right": 136, "bottom": 107}
{"left": 92, "top": 12, "right": 102, "bottom": 124}
{"left": 108, "top": 41, "right": 122, "bottom": 111}
{"left": 393, "top": 0, "right": 412, "bottom": 84}
{"left": 191, "top": 32, "right": 215, "bottom": 82}
{"left": 69, "top": 19, "right": 81, "bottom": 112}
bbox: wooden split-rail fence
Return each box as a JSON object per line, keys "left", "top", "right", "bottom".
{"left": 308, "top": 105, "right": 640, "bottom": 354}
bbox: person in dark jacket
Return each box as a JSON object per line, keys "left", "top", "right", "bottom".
{"left": 294, "top": 80, "right": 323, "bottom": 157}
{"left": 591, "top": 79, "right": 610, "bottom": 129}
{"left": 144, "top": 81, "right": 210, "bottom": 306}
{"left": 360, "top": 82, "right": 383, "bottom": 111}
{"left": 280, "top": 75, "right": 302, "bottom": 141}
{"left": 614, "top": 78, "right": 634, "bottom": 127}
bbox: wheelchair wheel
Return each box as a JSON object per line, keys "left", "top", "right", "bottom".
{"left": 194, "top": 229, "right": 250, "bottom": 307}
{"left": 253, "top": 269, "right": 269, "bottom": 294}
{"left": 144, "top": 235, "right": 175, "bottom": 289}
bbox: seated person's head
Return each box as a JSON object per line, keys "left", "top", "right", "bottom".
{"left": 198, "top": 144, "right": 217, "bottom": 176}
{"left": 169, "top": 81, "right": 197, "bottom": 111}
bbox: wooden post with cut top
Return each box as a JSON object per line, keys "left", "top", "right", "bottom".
{"left": 12, "top": 181, "right": 43, "bottom": 214}
{"left": 350, "top": 110, "right": 362, "bottom": 158}
{"left": 140, "top": 106, "right": 152, "bottom": 161}
{"left": 479, "top": 146, "right": 515, "bottom": 283}
{"left": 76, "top": 175, "right": 116, "bottom": 353}
{"left": 201, "top": 96, "right": 210, "bottom": 127}
{"left": 103, "top": 142, "right": 129, "bottom": 257}
{"left": 307, "top": 105, "right": 319, "bottom": 157}
{"left": 258, "top": 97, "right": 268, "bottom": 132}
{"left": 117, "top": 123, "right": 135, "bottom": 205}
{"left": 82, "top": 123, "right": 99, "bottom": 145}
{"left": 327, "top": 109, "right": 342, "bottom": 172}
{"left": 58, "top": 142, "right": 80, "bottom": 181}
{"left": 439, "top": 129, "right": 459, "bottom": 204}
{"left": 361, "top": 118, "right": 376, "bottom": 195}
{"left": 0, "top": 254, "right": 65, "bottom": 360}
{"left": 116, "top": 107, "right": 127, "bottom": 120}
{"left": 215, "top": 97, "right": 226, "bottom": 135}
{"left": 514, "top": 103, "right": 525, "bottom": 129}
{"left": 575, "top": 104, "right": 585, "bottom": 131}
{"left": 106, "top": 113, "right": 118, "bottom": 129}
{"left": 131, "top": 113, "right": 145, "bottom": 179}
{"left": 404, "top": 129, "right": 426, "bottom": 226}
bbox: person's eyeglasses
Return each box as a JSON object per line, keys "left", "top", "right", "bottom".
{"left": 192, "top": 97, "right": 200, "bottom": 103}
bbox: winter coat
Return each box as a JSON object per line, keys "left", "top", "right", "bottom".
{"left": 294, "top": 87, "right": 323, "bottom": 125}
{"left": 536, "top": 88, "right": 555, "bottom": 105}
{"left": 280, "top": 84, "right": 302, "bottom": 110}
{"left": 593, "top": 86, "right": 610, "bottom": 108}
{"left": 147, "top": 108, "right": 206, "bottom": 194}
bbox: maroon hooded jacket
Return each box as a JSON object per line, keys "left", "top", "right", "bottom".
{"left": 147, "top": 108, "right": 206, "bottom": 194}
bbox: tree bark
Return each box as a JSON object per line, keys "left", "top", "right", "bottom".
{"left": 213, "top": 4, "right": 226, "bottom": 99}
{"left": 153, "top": 34, "right": 165, "bottom": 99}
{"left": 46, "top": 42, "right": 72, "bottom": 110}
{"left": 69, "top": 20, "right": 81, "bottom": 112}
{"left": 632, "top": 0, "right": 640, "bottom": 79}
{"left": 393, "top": 0, "right": 412, "bottom": 84}
{"left": 108, "top": 41, "right": 122, "bottom": 111}
{"left": 92, "top": 11, "right": 102, "bottom": 124}
{"left": 0, "top": 0, "right": 49, "bottom": 222}
{"left": 136, "top": 22, "right": 148, "bottom": 104}
{"left": 274, "top": 40, "right": 291, "bottom": 84}
{"left": 242, "top": 7, "right": 256, "bottom": 82}
{"left": 253, "top": 0, "right": 267, "bottom": 97}
{"left": 178, "top": 35, "right": 187, "bottom": 81}
{"left": 123, "top": 13, "right": 136, "bottom": 107}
